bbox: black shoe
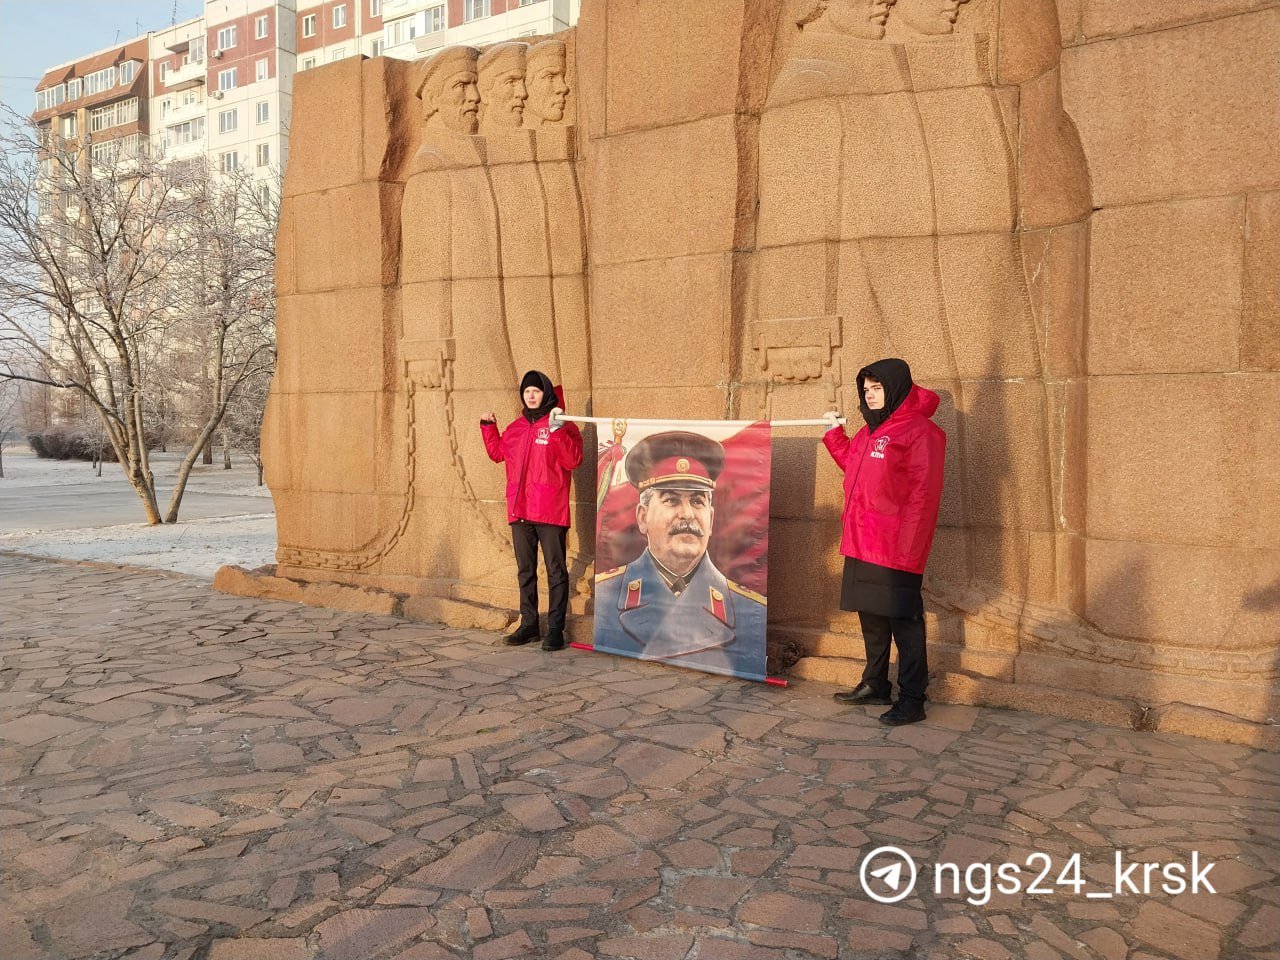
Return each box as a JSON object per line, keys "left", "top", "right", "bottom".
{"left": 504, "top": 622, "right": 540, "bottom": 646}
{"left": 879, "top": 700, "right": 927, "bottom": 725}
{"left": 541, "top": 630, "right": 566, "bottom": 652}
{"left": 833, "top": 682, "right": 893, "bottom": 706}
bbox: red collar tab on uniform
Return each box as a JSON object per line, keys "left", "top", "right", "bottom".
{"left": 624, "top": 577, "right": 643, "bottom": 610}
{"left": 706, "top": 585, "right": 728, "bottom": 624}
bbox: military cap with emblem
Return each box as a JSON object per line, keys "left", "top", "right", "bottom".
{"left": 624, "top": 431, "right": 726, "bottom": 493}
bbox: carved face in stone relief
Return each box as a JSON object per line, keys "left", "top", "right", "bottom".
{"left": 525, "top": 41, "right": 569, "bottom": 126}
{"left": 823, "top": 0, "right": 898, "bottom": 40}
{"left": 437, "top": 67, "right": 482, "bottom": 132}
{"left": 419, "top": 47, "right": 482, "bottom": 134}
{"left": 478, "top": 43, "right": 529, "bottom": 131}
{"left": 895, "top": 0, "right": 970, "bottom": 35}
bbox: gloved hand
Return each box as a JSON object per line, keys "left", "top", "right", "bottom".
{"left": 823, "top": 410, "right": 841, "bottom": 429}
{"left": 548, "top": 407, "right": 565, "bottom": 432}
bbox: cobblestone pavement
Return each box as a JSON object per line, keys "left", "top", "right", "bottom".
{"left": 2, "top": 554, "right": 1277, "bottom": 960}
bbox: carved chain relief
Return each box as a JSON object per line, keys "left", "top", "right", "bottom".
{"left": 277, "top": 39, "right": 585, "bottom": 573}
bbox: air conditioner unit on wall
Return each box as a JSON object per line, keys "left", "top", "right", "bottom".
{"left": 213, "top": 49, "right": 223, "bottom": 58}
{"left": 211, "top": 90, "right": 224, "bottom": 99}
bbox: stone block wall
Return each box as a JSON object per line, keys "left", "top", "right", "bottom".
{"left": 244, "top": 0, "right": 1280, "bottom": 745}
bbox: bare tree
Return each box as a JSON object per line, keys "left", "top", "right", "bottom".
{"left": 0, "top": 376, "right": 21, "bottom": 479}
{"left": 0, "top": 108, "right": 277, "bottom": 522}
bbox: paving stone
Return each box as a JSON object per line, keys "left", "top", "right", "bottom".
{"left": 502, "top": 793, "right": 567, "bottom": 831}
{"left": 597, "top": 934, "right": 695, "bottom": 959}
{"left": 738, "top": 892, "right": 824, "bottom": 931}
{"left": 43, "top": 890, "right": 153, "bottom": 956}
{"left": 253, "top": 742, "right": 305, "bottom": 770}
{"left": 314, "top": 907, "right": 436, "bottom": 960}
{"left": 0, "top": 714, "right": 89, "bottom": 746}
{"left": 672, "top": 876, "right": 752, "bottom": 911}
{"left": 1132, "top": 901, "right": 1223, "bottom": 959}
{"left": 409, "top": 832, "right": 538, "bottom": 890}
{"left": 148, "top": 800, "right": 223, "bottom": 828}
{"left": 207, "top": 938, "right": 312, "bottom": 960}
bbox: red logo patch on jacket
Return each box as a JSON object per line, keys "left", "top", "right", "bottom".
{"left": 871, "top": 436, "right": 891, "bottom": 459}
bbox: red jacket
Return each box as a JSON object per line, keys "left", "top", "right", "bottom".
{"left": 823, "top": 385, "right": 946, "bottom": 574}
{"left": 481, "top": 389, "right": 583, "bottom": 527}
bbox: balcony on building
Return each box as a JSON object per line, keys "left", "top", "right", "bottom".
{"left": 166, "top": 56, "right": 206, "bottom": 91}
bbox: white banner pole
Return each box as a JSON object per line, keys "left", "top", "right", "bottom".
{"left": 550, "top": 409, "right": 846, "bottom": 428}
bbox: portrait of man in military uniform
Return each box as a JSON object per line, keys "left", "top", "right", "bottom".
{"left": 593, "top": 430, "right": 769, "bottom": 681}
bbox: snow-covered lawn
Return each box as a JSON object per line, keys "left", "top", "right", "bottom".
{"left": 0, "top": 446, "right": 276, "bottom": 579}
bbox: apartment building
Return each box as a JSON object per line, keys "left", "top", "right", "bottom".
{"left": 357, "top": 0, "right": 579, "bottom": 64}
{"left": 32, "top": 36, "right": 151, "bottom": 171}
{"left": 33, "top": 0, "right": 578, "bottom": 181}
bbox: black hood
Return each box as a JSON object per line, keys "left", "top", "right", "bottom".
{"left": 520, "top": 370, "right": 558, "bottom": 422}
{"left": 857, "top": 358, "right": 914, "bottom": 431}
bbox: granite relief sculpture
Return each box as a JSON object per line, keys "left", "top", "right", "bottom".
{"left": 246, "top": 0, "right": 1280, "bottom": 745}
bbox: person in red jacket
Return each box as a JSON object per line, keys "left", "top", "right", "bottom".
{"left": 823, "top": 358, "right": 946, "bottom": 725}
{"left": 481, "top": 370, "right": 584, "bottom": 651}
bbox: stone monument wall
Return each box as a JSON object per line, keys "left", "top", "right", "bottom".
{"left": 245, "top": 0, "right": 1280, "bottom": 746}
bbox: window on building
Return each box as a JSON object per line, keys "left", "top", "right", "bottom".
{"left": 191, "top": 36, "right": 206, "bottom": 61}
{"left": 67, "top": 78, "right": 82, "bottom": 99}
{"left": 463, "top": 0, "right": 490, "bottom": 22}
{"left": 331, "top": 47, "right": 347, "bottom": 61}
{"left": 519, "top": 0, "right": 540, "bottom": 5}
{"left": 158, "top": 62, "right": 169, "bottom": 85}
{"left": 256, "top": 58, "right": 269, "bottom": 82}
{"left": 218, "top": 108, "right": 238, "bottom": 133}
{"left": 85, "top": 66, "right": 117, "bottom": 95}
{"left": 62, "top": 114, "right": 78, "bottom": 138}
{"left": 218, "top": 68, "right": 237, "bottom": 90}
{"left": 301, "top": 56, "right": 317, "bottom": 71}
{"left": 333, "top": 5, "right": 347, "bottom": 29}
{"left": 182, "top": 89, "right": 199, "bottom": 106}
{"left": 426, "top": 5, "right": 445, "bottom": 31}
{"left": 88, "top": 98, "right": 137, "bottom": 133}
{"left": 369, "top": 0, "right": 381, "bottom": 16}
{"left": 36, "top": 84, "right": 66, "bottom": 111}
{"left": 256, "top": 143, "right": 270, "bottom": 166}
{"left": 302, "top": 13, "right": 316, "bottom": 37}
{"left": 167, "top": 117, "right": 205, "bottom": 146}
{"left": 119, "top": 61, "right": 137, "bottom": 85}
{"left": 260, "top": 183, "right": 272, "bottom": 205}
{"left": 256, "top": 100, "right": 270, "bottom": 124}
{"left": 161, "top": 99, "right": 172, "bottom": 118}
{"left": 255, "top": 15, "right": 269, "bottom": 39}
{"left": 370, "top": 38, "right": 384, "bottom": 57}
{"left": 219, "top": 151, "right": 239, "bottom": 173}
{"left": 217, "top": 25, "right": 237, "bottom": 50}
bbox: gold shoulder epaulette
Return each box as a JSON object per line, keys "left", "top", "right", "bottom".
{"left": 727, "top": 580, "right": 767, "bottom": 606}
{"left": 595, "top": 566, "right": 625, "bottom": 583}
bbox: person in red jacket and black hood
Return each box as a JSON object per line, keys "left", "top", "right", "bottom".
{"left": 823, "top": 358, "right": 946, "bottom": 725}
{"left": 481, "top": 370, "right": 584, "bottom": 651}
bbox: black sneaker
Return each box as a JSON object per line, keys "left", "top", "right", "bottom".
{"left": 832, "top": 682, "right": 893, "bottom": 706}
{"left": 878, "top": 700, "right": 927, "bottom": 726}
{"left": 504, "top": 622, "right": 540, "bottom": 646}
{"left": 540, "top": 631, "right": 566, "bottom": 652}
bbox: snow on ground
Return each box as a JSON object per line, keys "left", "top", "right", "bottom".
{"left": 0, "top": 446, "right": 277, "bottom": 580}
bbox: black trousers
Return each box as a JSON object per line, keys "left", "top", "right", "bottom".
{"left": 858, "top": 611, "right": 928, "bottom": 702}
{"left": 511, "top": 521, "right": 569, "bottom": 634}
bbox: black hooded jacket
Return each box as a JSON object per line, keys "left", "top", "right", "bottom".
{"left": 857, "top": 358, "right": 914, "bottom": 432}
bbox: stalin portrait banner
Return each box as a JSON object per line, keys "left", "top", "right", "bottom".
{"left": 592, "top": 419, "right": 771, "bottom": 682}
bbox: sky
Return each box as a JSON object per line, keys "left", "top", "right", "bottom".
{"left": 0, "top": 0, "right": 204, "bottom": 112}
